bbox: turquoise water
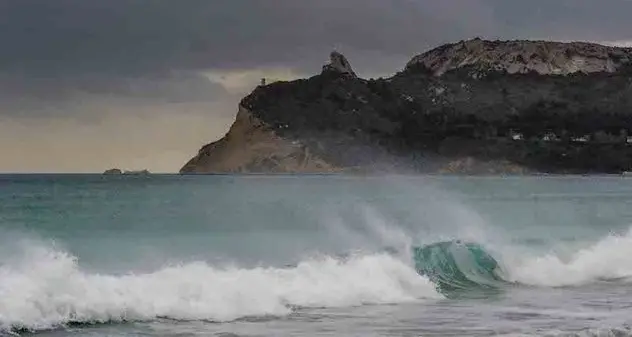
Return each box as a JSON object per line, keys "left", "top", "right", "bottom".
{"left": 2, "top": 175, "right": 632, "bottom": 336}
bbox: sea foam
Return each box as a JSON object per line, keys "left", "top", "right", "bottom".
{"left": 508, "top": 227, "right": 632, "bottom": 287}
{"left": 0, "top": 245, "right": 439, "bottom": 333}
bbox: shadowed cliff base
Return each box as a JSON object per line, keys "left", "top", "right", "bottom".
{"left": 181, "top": 39, "right": 632, "bottom": 175}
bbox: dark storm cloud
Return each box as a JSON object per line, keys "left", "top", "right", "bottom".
{"left": 2, "top": 0, "right": 632, "bottom": 74}
{"left": 1, "top": 0, "right": 632, "bottom": 118}
{"left": 485, "top": 0, "right": 632, "bottom": 40}
{"left": 0, "top": 0, "right": 490, "bottom": 75}
{"left": 0, "top": 0, "right": 486, "bottom": 119}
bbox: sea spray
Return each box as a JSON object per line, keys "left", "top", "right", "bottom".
{"left": 314, "top": 176, "right": 503, "bottom": 255}
{"left": 508, "top": 227, "right": 632, "bottom": 287}
{"left": 317, "top": 203, "right": 414, "bottom": 260}
{"left": 0, "top": 244, "right": 440, "bottom": 333}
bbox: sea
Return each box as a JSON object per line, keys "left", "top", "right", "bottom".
{"left": 2, "top": 174, "right": 632, "bottom": 337}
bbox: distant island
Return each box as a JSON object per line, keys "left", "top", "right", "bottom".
{"left": 181, "top": 38, "right": 632, "bottom": 175}
{"left": 103, "top": 169, "right": 150, "bottom": 175}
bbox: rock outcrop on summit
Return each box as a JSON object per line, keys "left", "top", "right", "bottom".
{"left": 322, "top": 51, "right": 357, "bottom": 78}
{"left": 181, "top": 38, "right": 632, "bottom": 175}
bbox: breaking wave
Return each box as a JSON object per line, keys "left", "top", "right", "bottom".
{"left": 0, "top": 245, "right": 439, "bottom": 333}
{"left": 508, "top": 227, "right": 632, "bottom": 287}
{"left": 412, "top": 227, "right": 632, "bottom": 295}
{"left": 412, "top": 240, "right": 506, "bottom": 295}
{"left": 5, "top": 227, "right": 632, "bottom": 333}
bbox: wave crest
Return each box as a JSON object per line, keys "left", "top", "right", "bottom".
{"left": 0, "top": 246, "right": 439, "bottom": 333}
{"left": 412, "top": 228, "right": 632, "bottom": 292}
{"left": 412, "top": 241, "right": 506, "bottom": 295}
{"left": 509, "top": 228, "right": 632, "bottom": 287}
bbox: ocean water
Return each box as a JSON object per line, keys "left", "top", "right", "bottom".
{"left": 2, "top": 174, "right": 632, "bottom": 336}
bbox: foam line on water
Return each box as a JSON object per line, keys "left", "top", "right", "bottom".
{"left": 508, "top": 227, "right": 632, "bottom": 286}
{"left": 0, "top": 245, "right": 440, "bottom": 333}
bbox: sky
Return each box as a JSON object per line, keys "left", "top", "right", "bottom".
{"left": 2, "top": 0, "right": 632, "bottom": 173}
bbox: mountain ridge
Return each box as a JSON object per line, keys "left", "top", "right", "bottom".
{"left": 406, "top": 37, "right": 632, "bottom": 76}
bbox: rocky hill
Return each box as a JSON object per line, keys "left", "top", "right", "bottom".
{"left": 181, "top": 38, "right": 632, "bottom": 175}
{"left": 407, "top": 38, "right": 632, "bottom": 76}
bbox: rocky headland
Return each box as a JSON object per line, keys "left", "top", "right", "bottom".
{"left": 181, "top": 38, "right": 632, "bottom": 174}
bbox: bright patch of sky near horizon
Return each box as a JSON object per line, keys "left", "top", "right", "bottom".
{"left": 1, "top": 1, "right": 631, "bottom": 173}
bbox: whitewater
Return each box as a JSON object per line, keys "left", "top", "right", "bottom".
{"left": 2, "top": 175, "right": 632, "bottom": 336}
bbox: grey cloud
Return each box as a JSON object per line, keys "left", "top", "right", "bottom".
{"left": 0, "top": 72, "right": 231, "bottom": 119}
{"left": 0, "top": 0, "right": 490, "bottom": 75}
{"left": 3, "top": 1, "right": 631, "bottom": 75}
{"left": 2, "top": 0, "right": 632, "bottom": 118}
{"left": 485, "top": 0, "right": 632, "bottom": 40}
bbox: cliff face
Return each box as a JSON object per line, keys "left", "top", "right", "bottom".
{"left": 180, "top": 105, "right": 336, "bottom": 173}
{"left": 182, "top": 39, "right": 632, "bottom": 174}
